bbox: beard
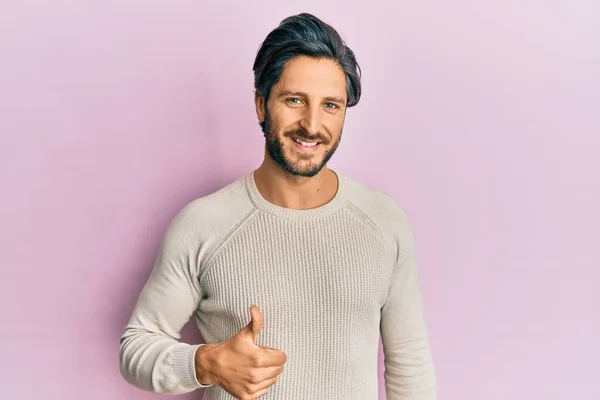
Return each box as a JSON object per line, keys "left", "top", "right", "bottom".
{"left": 262, "top": 107, "right": 342, "bottom": 178}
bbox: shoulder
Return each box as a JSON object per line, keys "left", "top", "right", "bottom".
{"left": 339, "top": 172, "right": 415, "bottom": 254}
{"left": 340, "top": 173, "right": 409, "bottom": 226}
{"left": 163, "top": 173, "right": 256, "bottom": 248}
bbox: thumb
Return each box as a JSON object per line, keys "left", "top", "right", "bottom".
{"left": 242, "top": 305, "right": 263, "bottom": 343}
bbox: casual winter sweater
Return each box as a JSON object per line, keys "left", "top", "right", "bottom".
{"left": 119, "top": 171, "right": 437, "bottom": 399}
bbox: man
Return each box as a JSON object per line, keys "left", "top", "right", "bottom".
{"left": 119, "top": 12, "right": 437, "bottom": 400}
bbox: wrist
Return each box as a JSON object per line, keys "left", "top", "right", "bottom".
{"left": 194, "top": 343, "right": 216, "bottom": 385}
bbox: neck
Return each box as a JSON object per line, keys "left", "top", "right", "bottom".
{"left": 253, "top": 158, "right": 339, "bottom": 210}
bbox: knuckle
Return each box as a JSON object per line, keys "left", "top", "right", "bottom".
{"left": 244, "top": 383, "right": 258, "bottom": 396}
{"left": 248, "top": 370, "right": 261, "bottom": 383}
{"left": 251, "top": 353, "right": 263, "bottom": 367}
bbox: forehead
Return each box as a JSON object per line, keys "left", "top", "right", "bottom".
{"left": 273, "top": 56, "right": 347, "bottom": 100}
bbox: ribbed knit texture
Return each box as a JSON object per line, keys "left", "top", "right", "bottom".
{"left": 119, "top": 171, "right": 437, "bottom": 399}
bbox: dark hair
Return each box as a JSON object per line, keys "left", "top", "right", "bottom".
{"left": 252, "top": 13, "right": 362, "bottom": 110}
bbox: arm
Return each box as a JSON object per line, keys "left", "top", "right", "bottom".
{"left": 380, "top": 210, "right": 437, "bottom": 399}
{"left": 119, "top": 207, "right": 211, "bottom": 394}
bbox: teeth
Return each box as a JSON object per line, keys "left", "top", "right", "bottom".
{"left": 293, "top": 138, "right": 318, "bottom": 147}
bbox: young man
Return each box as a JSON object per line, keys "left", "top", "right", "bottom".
{"left": 120, "top": 13, "right": 437, "bottom": 400}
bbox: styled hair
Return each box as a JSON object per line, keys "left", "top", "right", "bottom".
{"left": 252, "top": 13, "right": 362, "bottom": 110}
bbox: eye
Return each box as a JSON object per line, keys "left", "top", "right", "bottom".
{"left": 286, "top": 97, "right": 302, "bottom": 105}
{"left": 324, "top": 103, "right": 338, "bottom": 110}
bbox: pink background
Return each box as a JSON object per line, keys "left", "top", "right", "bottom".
{"left": 1, "top": 1, "right": 599, "bottom": 399}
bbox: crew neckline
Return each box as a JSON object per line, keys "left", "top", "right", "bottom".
{"left": 245, "top": 170, "right": 346, "bottom": 220}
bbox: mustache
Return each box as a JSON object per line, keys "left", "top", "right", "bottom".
{"left": 283, "top": 129, "right": 329, "bottom": 144}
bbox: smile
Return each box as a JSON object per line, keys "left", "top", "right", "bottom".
{"left": 292, "top": 137, "right": 319, "bottom": 146}
{"left": 291, "top": 137, "right": 322, "bottom": 152}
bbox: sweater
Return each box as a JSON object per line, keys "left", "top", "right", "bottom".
{"left": 119, "top": 170, "right": 437, "bottom": 399}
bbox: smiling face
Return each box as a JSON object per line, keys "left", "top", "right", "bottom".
{"left": 256, "top": 56, "right": 347, "bottom": 177}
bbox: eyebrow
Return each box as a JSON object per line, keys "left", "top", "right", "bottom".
{"left": 277, "top": 91, "right": 346, "bottom": 105}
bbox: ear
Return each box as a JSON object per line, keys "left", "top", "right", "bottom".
{"left": 255, "top": 93, "right": 266, "bottom": 123}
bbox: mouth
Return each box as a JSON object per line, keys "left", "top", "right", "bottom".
{"left": 291, "top": 137, "right": 322, "bottom": 151}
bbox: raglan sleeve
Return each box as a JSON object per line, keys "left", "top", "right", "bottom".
{"left": 118, "top": 205, "right": 212, "bottom": 394}
{"left": 380, "top": 206, "right": 437, "bottom": 399}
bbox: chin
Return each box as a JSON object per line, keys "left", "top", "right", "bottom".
{"left": 290, "top": 167, "right": 323, "bottom": 178}
{"left": 290, "top": 161, "right": 328, "bottom": 177}
{"left": 266, "top": 138, "right": 333, "bottom": 178}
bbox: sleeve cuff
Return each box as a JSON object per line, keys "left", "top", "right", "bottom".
{"left": 171, "top": 344, "right": 213, "bottom": 389}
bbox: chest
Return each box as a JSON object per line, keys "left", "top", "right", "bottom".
{"left": 198, "top": 214, "right": 395, "bottom": 332}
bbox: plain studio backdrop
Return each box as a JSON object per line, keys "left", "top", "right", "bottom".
{"left": 1, "top": 1, "right": 598, "bottom": 399}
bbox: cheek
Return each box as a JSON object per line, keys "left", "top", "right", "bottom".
{"left": 276, "top": 110, "right": 301, "bottom": 131}
{"left": 267, "top": 107, "right": 293, "bottom": 132}
{"left": 324, "top": 115, "right": 345, "bottom": 136}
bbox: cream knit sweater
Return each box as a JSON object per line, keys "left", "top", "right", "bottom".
{"left": 119, "top": 171, "right": 436, "bottom": 399}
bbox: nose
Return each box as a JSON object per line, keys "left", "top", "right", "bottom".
{"left": 298, "top": 105, "right": 321, "bottom": 136}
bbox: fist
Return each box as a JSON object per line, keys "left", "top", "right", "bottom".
{"left": 195, "top": 305, "right": 287, "bottom": 399}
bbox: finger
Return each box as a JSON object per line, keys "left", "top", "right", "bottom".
{"left": 249, "top": 305, "right": 264, "bottom": 340}
{"left": 240, "top": 305, "right": 264, "bottom": 343}
{"left": 249, "top": 387, "right": 270, "bottom": 399}
{"left": 259, "top": 365, "right": 284, "bottom": 380}
{"left": 247, "top": 376, "right": 278, "bottom": 397}
{"left": 258, "top": 348, "right": 287, "bottom": 366}
{"left": 246, "top": 365, "right": 284, "bottom": 384}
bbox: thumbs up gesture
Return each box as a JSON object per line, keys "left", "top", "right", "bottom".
{"left": 194, "top": 305, "right": 287, "bottom": 400}
{"left": 242, "top": 304, "right": 265, "bottom": 343}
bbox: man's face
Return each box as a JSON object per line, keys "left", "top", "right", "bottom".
{"left": 256, "top": 56, "right": 347, "bottom": 177}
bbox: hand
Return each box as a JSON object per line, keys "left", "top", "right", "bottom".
{"left": 195, "top": 305, "right": 287, "bottom": 400}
